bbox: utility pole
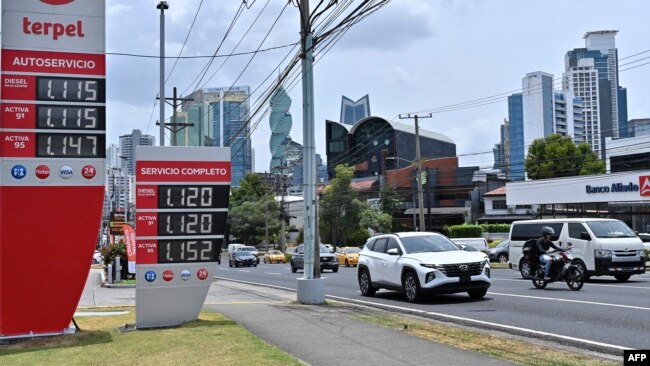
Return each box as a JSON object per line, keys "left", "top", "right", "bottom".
{"left": 157, "top": 87, "right": 194, "bottom": 146}
{"left": 399, "top": 113, "right": 432, "bottom": 231}
{"left": 157, "top": 1, "right": 168, "bottom": 146}
{"left": 297, "top": 0, "right": 323, "bottom": 304}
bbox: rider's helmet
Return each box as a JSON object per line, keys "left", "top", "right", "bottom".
{"left": 541, "top": 226, "right": 554, "bottom": 238}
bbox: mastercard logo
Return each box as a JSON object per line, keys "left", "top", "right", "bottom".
{"left": 40, "top": 0, "right": 74, "bottom": 5}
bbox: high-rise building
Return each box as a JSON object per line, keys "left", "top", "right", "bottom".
{"left": 119, "top": 129, "right": 155, "bottom": 175}
{"left": 493, "top": 120, "right": 508, "bottom": 172}
{"left": 340, "top": 94, "right": 370, "bottom": 125}
{"left": 507, "top": 94, "right": 525, "bottom": 181}
{"left": 269, "top": 86, "right": 292, "bottom": 172}
{"left": 522, "top": 72, "right": 555, "bottom": 157}
{"left": 183, "top": 86, "right": 252, "bottom": 187}
{"left": 563, "top": 30, "right": 628, "bottom": 158}
{"left": 503, "top": 72, "right": 585, "bottom": 181}
{"left": 106, "top": 143, "right": 121, "bottom": 168}
{"left": 628, "top": 119, "right": 650, "bottom": 137}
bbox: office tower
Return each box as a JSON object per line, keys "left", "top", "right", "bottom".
{"left": 118, "top": 129, "right": 155, "bottom": 175}
{"left": 493, "top": 120, "right": 508, "bottom": 172}
{"left": 507, "top": 94, "right": 525, "bottom": 181}
{"left": 184, "top": 86, "right": 252, "bottom": 187}
{"left": 628, "top": 119, "right": 650, "bottom": 137}
{"left": 522, "top": 72, "right": 555, "bottom": 157}
{"left": 106, "top": 143, "right": 120, "bottom": 168}
{"left": 269, "top": 86, "right": 293, "bottom": 172}
{"left": 563, "top": 30, "right": 628, "bottom": 158}
{"left": 504, "top": 72, "right": 585, "bottom": 181}
{"left": 176, "top": 102, "right": 213, "bottom": 147}
{"left": 340, "top": 94, "right": 371, "bottom": 125}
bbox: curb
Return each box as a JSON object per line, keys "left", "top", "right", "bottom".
{"left": 100, "top": 270, "right": 136, "bottom": 288}
{"left": 213, "top": 276, "right": 628, "bottom": 357}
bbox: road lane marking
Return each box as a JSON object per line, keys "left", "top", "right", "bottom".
{"left": 265, "top": 272, "right": 282, "bottom": 275}
{"left": 215, "top": 277, "right": 631, "bottom": 352}
{"left": 488, "top": 292, "right": 650, "bottom": 311}
{"left": 492, "top": 278, "right": 650, "bottom": 290}
{"left": 326, "top": 294, "right": 631, "bottom": 352}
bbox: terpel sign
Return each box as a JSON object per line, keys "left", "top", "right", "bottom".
{"left": 585, "top": 176, "right": 650, "bottom": 197}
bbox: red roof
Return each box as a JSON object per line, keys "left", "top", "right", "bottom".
{"left": 484, "top": 186, "right": 506, "bottom": 197}
{"left": 350, "top": 179, "right": 376, "bottom": 191}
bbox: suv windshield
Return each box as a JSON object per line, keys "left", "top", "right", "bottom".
{"left": 234, "top": 251, "right": 252, "bottom": 257}
{"left": 400, "top": 235, "right": 460, "bottom": 253}
{"left": 586, "top": 221, "right": 636, "bottom": 238}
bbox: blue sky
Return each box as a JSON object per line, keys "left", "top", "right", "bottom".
{"left": 100, "top": 0, "right": 650, "bottom": 170}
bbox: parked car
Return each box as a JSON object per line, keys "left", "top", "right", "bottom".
{"left": 229, "top": 251, "right": 257, "bottom": 267}
{"left": 227, "top": 243, "right": 245, "bottom": 254}
{"left": 291, "top": 244, "right": 339, "bottom": 273}
{"left": 237, "top": 246, "right": 260, "bottom": 264}
{"left": 357, "top": 232, "right": 491, "bottom": 303}
{"left": 263, "top": 250, "right": 286, "bottom": 264}
{"left": 456, "top": 243, "right": 489, "bottom": 261}
{"left": 486, "top": 240, "right": 509, "bottom": 263}
{"left": 92, "top": 250, "right": 103, "bottom": 265}
{"left": 450, "top": 237, "right": 488, "bottom": 251}
{"left": 335, "top": 247, "right": 361, "bottom": 267}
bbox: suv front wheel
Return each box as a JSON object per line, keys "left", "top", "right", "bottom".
{"left": 358, "top": 268, "right": 376, "bottom": 296}
{"left": 403, "top": 271, "right": 422, "bottom": 303}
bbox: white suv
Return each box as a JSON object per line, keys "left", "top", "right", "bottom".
{"left": 357, "top": 232, "right": 491, "bottom": 302}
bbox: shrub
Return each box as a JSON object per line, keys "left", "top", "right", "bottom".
{"left": 101, "top": 241, "right": 130, "bottom": 280}
{"left": 448, "top": 224, "right": 483, "bottom": 238}
{"left": 480, "top": 224, "right": 511, "bottom": 233}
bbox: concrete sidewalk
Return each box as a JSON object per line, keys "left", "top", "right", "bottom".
{"left": 78, "top": 268, "right": 512, "bottom": 366}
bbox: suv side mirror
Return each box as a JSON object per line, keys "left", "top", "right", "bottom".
{"left": 386, "top": 248, "right": 401, "bottom": 256}
{"left": 580, "top": 232, "right": 591, "bottom": 241}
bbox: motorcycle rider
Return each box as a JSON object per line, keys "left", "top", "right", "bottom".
{"left": 536, "top": 226, "right": 563, "bottom": 281}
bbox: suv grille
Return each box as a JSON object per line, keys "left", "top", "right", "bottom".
{"left": 441, "top": 262, "right": 485, "bottom": 277}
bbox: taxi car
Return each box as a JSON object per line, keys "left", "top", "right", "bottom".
{"left": 336, "top": 246, "right": 361, "bottom": 267}
{"left": 263, "top": 250, "right": 286, "bottom": 264}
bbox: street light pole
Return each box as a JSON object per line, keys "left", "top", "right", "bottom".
{"left": 157, "top": 1, "right": 169, "bottom": 146}
{"left": 399, "top": 113, "right": 432, "bottom": 231}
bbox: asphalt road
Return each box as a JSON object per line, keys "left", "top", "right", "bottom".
{"left": 214, "top": 261, "right": 650, "bottom": 350}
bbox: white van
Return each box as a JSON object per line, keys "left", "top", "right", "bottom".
{"left": 508, "top": 218, "right": 646, "bottom": 281}
{"left": 450, "top": 238, "right": 488, "bottom": 251}
{"left": 227, "top": 243, "right": 245, "bottom": 254}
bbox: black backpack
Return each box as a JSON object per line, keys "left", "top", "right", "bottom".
{"left": 522, "top": 238, "right": 538, "bottom": 261}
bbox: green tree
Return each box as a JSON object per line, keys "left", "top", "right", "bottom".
{"left": 319, "top": 165, "right": 360, "bottom": 248}
{"left": 525, "top": 134, "right": 604, "bottom": 180}
{"left": 228, "top": 174, "right": 280, "bottom": 245}
{"left": 359, "top": 204, "right": 393, "bottom": 234}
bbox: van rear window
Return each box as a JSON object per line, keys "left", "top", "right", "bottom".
{"left": 511, "top": 223, "right": 563, "bottom": 241}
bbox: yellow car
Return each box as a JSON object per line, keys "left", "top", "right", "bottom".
{"left": 336, "top": 247, "right": 360, "bottom": 267}
{"left": 263, "top": 250, "right": 286, "bottom": 264}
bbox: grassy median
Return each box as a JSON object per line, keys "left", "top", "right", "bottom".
{"left": 0, "top": 307, "right": 301, "bottom": 366}
{"left": 359, "top": 314, "right": 619, "bottom": 366}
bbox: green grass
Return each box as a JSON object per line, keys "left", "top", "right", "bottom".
{"left": 0, "top": 307, "right": 302, "bottom": 366}
{"left": 359, "top": 314, "right": 618, "bottom": 366}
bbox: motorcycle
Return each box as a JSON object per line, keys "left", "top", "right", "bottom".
{"left": 521, "top": 247, "right": 585, "bottom": 291}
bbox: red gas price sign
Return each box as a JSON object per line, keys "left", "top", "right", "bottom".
{"left": 0, "top": 0, "right": 106, "bottom": 337}
{"left": 135, "top": 146, "right": 231, "bottom": 329}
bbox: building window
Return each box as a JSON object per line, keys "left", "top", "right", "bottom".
{"left": 493, "top": 200, "right": 507, "bottom": 210}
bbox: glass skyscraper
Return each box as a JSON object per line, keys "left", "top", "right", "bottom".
{"left": 563, "top": 30, "right": 628, "bottom": 158}
{"left": 508, "top": 94, "right": 525, "bottom": 181}
{"left": 269, "top": 86, "right": 292, "bottom": 172}
{"left": 183, "top": 86, "right": 252, "bottom": 187}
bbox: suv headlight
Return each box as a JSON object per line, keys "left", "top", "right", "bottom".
{"left": 595, "top": 249, "right": 612, "bottom": 258}
{"left": 420, "top": 263, "right": 444, "bottom": 270}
